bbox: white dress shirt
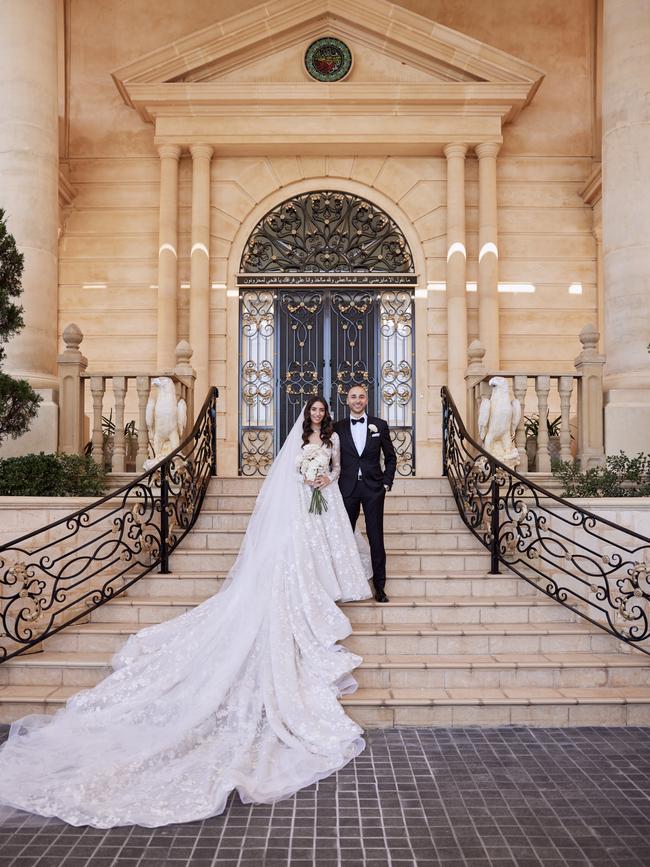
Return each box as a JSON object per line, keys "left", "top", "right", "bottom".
{"left": 350, "top": 413, "right": 367, "bottom": 459}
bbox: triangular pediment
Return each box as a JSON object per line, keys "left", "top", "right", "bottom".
{"left": 112, "top": 0, "right": 544, "bottom": 154}
{"left": 113, "top": 0, "right": 543, "bottom": 102}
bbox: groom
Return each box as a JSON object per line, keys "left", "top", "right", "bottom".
{"left": 334, "top": 385, "right": 397, "bottom": 603}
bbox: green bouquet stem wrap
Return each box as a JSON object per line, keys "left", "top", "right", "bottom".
{"left": 308, "top": 487, "right": 328, "bottom": 515}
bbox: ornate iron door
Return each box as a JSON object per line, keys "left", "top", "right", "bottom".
{"left": 239, "top": 285, "right": 414, "bottom": 476}
{"left": 238, "top": 190, "right": 416, "bottom": 476}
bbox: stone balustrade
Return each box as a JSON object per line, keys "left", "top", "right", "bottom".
{"left": 465, "top": 324, "right": 605, "bottom": 473}
{"left": 57, "top": 323, "right": 196, "bottom": 474}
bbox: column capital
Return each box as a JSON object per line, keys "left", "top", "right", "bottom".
{"left": 475, "top": 141, "right": 501, "bottom": 160}
{"left": 190, "top": 143, "right": 214, "bottom": 161}
{"left": 157, "top": 144, "right": 182, "bottom": 161}
{"left": 443, "top": 143, "right": 468, "bottom": 160}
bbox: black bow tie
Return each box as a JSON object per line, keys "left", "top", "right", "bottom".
{"left": 351, "top": 417, "right": 366, "bottom": 425}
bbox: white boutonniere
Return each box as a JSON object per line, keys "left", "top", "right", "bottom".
{"left": 368, "top": 423, "right": 378, "bottom": 433}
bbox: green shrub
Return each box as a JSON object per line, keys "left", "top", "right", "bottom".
{"left": 0, "top": 452, "right": 106, "bottom": 497}
{"left": 553, "top": 452, "right": 650, "bottom": 498}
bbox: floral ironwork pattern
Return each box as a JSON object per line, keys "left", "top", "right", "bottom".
{"left": 240, "top": 428, "right": 274, "bottom": 477}
{"left": 0, "top": 388, "right": 218, "bottom": 663}
{"left": 441, "top": 387, "right": 650, "bottom": 653}
{"left": 379, "top": 289, "right": 414, "bottom": 475}
{"left": 240, "top": 191, "right": 414, "bottom": 274}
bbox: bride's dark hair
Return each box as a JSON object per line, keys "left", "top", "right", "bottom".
{"left": 302, "top": 395, "right": 334, "bottom": 447}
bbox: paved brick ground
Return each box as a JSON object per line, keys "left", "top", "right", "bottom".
{"left": 1, "top": 726, "right": 649, "bottom": 866}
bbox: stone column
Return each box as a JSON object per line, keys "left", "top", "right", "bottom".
{"left": 444, "top": 143, "right": 468, "bottom": 420}
{"left": 157, "top": 145, "right": 182, "bottom": 371}
{"left": 602, "top": 0, "right": 650, "bottom": 453}
{"left": 0, "top": 0, "right": 59, "bottom": 455}
{"left": 189, "top": 145, "right": 213, "bottom": 409}
{"left": 475, "top": 142, "right": 501, "bottom": 371}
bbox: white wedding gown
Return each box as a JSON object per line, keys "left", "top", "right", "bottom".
{"left": 0, "top": 420, "right": 372, "bottom": 828}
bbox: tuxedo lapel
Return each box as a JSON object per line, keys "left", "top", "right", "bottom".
{"left": 340, "top": 418, "right": 355, "bottom": 454}
{"left": 361, "top": 415, "right": 379, "bottom": 456}
{"left": 360, "top": 420, "right": 371, "bottom": 456}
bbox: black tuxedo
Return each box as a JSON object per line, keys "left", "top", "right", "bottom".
{"left": 334, "top": 416, "right": 397, "bottom": 593}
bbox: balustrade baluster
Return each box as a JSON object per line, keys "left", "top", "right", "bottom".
{"left": 136, "top": 376, "right": 151, "bottom": 472}
{"left": 89, "top": 376, "right": 105, "bottom": 467}
{"left": 513, "top": 375, "right": 528, "bottom": 472}
{"left": 535, "top": 375, "right": 551, "bottom": 472}
{"left": 112, "top": 376, "right": 127, "bottom": 473}
{"left": 558, "top": 375, "right": 574, "bottom": 462}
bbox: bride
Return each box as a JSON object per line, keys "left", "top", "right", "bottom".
{"left": 0, "top": 396, "right": 372, "bottom": 828}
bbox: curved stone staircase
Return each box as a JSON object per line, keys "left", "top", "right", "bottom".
{"left": 2, "top": 476, "right": 650, "bottom": 725}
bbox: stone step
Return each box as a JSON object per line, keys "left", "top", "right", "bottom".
{"left": 341, "top": 623, "right": 622, "bottom": 656}
{"left": 202, "top": 493, "right": 459, "bottom": 512}
{"left": 37, "top": 587, "right": 592, "bottom": 649}
{"left": 355, "top": 652, "right": 650, "bottom": 690}
{"left": 167, "top": 548, "right": 492, "bottom": 573}
{"left": 74, "top": 590, "right": 578, "bottom": 632}
{"left": 340, "top": 687, "right": 650, "bottom": 727}
{"left": 5, "top": 646, "right": 647, "bottom": 690}
{"left": 38, "top": 616, "right": 618, "bottom": 656}
{"left": 207, "top": 477, "right": 451, "bottom": 495}
{"left": 2, "top": 680, "right": 649, "bottom": 727}
{"left": 121, "top": 572, "right": 545, "bottom": 600}
{"left": 194, "top": 509, "right": 469, "bottom": 532}
{"left": 179, "top": 528, "right": 485, "bottom": 552}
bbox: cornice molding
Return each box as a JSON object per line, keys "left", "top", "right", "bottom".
{"left": 579, "top": 162, "right": 602, "bottom": 207}
{"left": 58, "top": 166, "right": 76, "bottom": 209}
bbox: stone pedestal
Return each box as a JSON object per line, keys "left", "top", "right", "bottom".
{"left": 602, "top": 0, "right": 650, "bottom": 453}
{"left": 0, "top": 0, "right": 60, "bottom": 455}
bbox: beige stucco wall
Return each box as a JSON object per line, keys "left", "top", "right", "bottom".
{"left": 58, "top": 0, "right": 598, "bottom": 475}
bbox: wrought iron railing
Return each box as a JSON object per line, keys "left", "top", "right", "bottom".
{"left": 441, "top": 386, "right": 650, "bottom": 654}
{"left": 0, "top": 387, "right": 218, "bottom": 663}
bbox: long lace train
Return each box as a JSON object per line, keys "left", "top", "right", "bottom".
{"left": 0, "top": 423, "right": 371, "bottom": 827}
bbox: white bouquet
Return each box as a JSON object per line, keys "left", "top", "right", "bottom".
{"left": 296, "top": 444, "right": 331, "bottom": 515}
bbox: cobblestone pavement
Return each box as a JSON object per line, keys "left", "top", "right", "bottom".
{"left": 1, "top": 726, "right": 649, "bottom": 867}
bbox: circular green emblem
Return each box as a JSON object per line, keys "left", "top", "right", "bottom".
{"left": 305, "top": 37, "right": 352, "bottom": 82}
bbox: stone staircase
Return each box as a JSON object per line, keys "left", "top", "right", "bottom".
{"left": 2, "top": 477, "right": 650, "bottom": 726}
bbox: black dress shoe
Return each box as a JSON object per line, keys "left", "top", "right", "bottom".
{"left": 374, "top": 589, "right": 389, "bottom": 603}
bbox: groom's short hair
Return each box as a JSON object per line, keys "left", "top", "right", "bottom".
{"left": 348, "top": 383, "right": 368, "bottom": 394}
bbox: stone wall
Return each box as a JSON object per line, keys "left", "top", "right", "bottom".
{"left": 58, "top": 0, "right": 599, "bottom": 475}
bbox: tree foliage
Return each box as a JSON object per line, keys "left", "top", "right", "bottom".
{"left": 0, "top": 208, "right": 41, "bottom": 443}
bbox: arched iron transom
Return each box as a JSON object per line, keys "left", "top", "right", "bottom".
{"left": 240, "top": 190, "right": 414, "bottom": 273}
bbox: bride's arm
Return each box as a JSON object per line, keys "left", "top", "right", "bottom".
{"left": 322, "top": 433, "right": 341, "bottom": 485}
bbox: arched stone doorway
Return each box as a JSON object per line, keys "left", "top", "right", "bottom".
{"left": 237, "top": 190, "right": 416, "bottom": 476}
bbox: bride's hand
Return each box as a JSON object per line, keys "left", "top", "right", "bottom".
{"left": 315, "top": 476, "right": 331, "bottom": 488}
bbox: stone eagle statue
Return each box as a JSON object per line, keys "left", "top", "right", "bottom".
{"left": 143, "top": 377, "right": 187, "bottom": 469}
{"left": 478, "top": 376, "right": 522, "bottom": 469}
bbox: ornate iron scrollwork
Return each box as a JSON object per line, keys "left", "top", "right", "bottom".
{"left": 241, "top": 290, "right": 275, "bottom": 338}
{"left": 240, "top": 428, "right": 274, "bottom": 477}
{"left": 241, "top": 191, "right": 414, "bottom": 274}
{"left": 0, "top": 389, "right": 219, "bottom": 663}
{"left": 441, "top": 386, "right": 650, "bottom": 653}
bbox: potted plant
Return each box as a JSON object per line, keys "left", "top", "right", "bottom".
{"left": 85, "top": 413, "right": 139, "bottom": 472}
{"left": 524, "top": 413, "right": 562, "bottom": 470}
